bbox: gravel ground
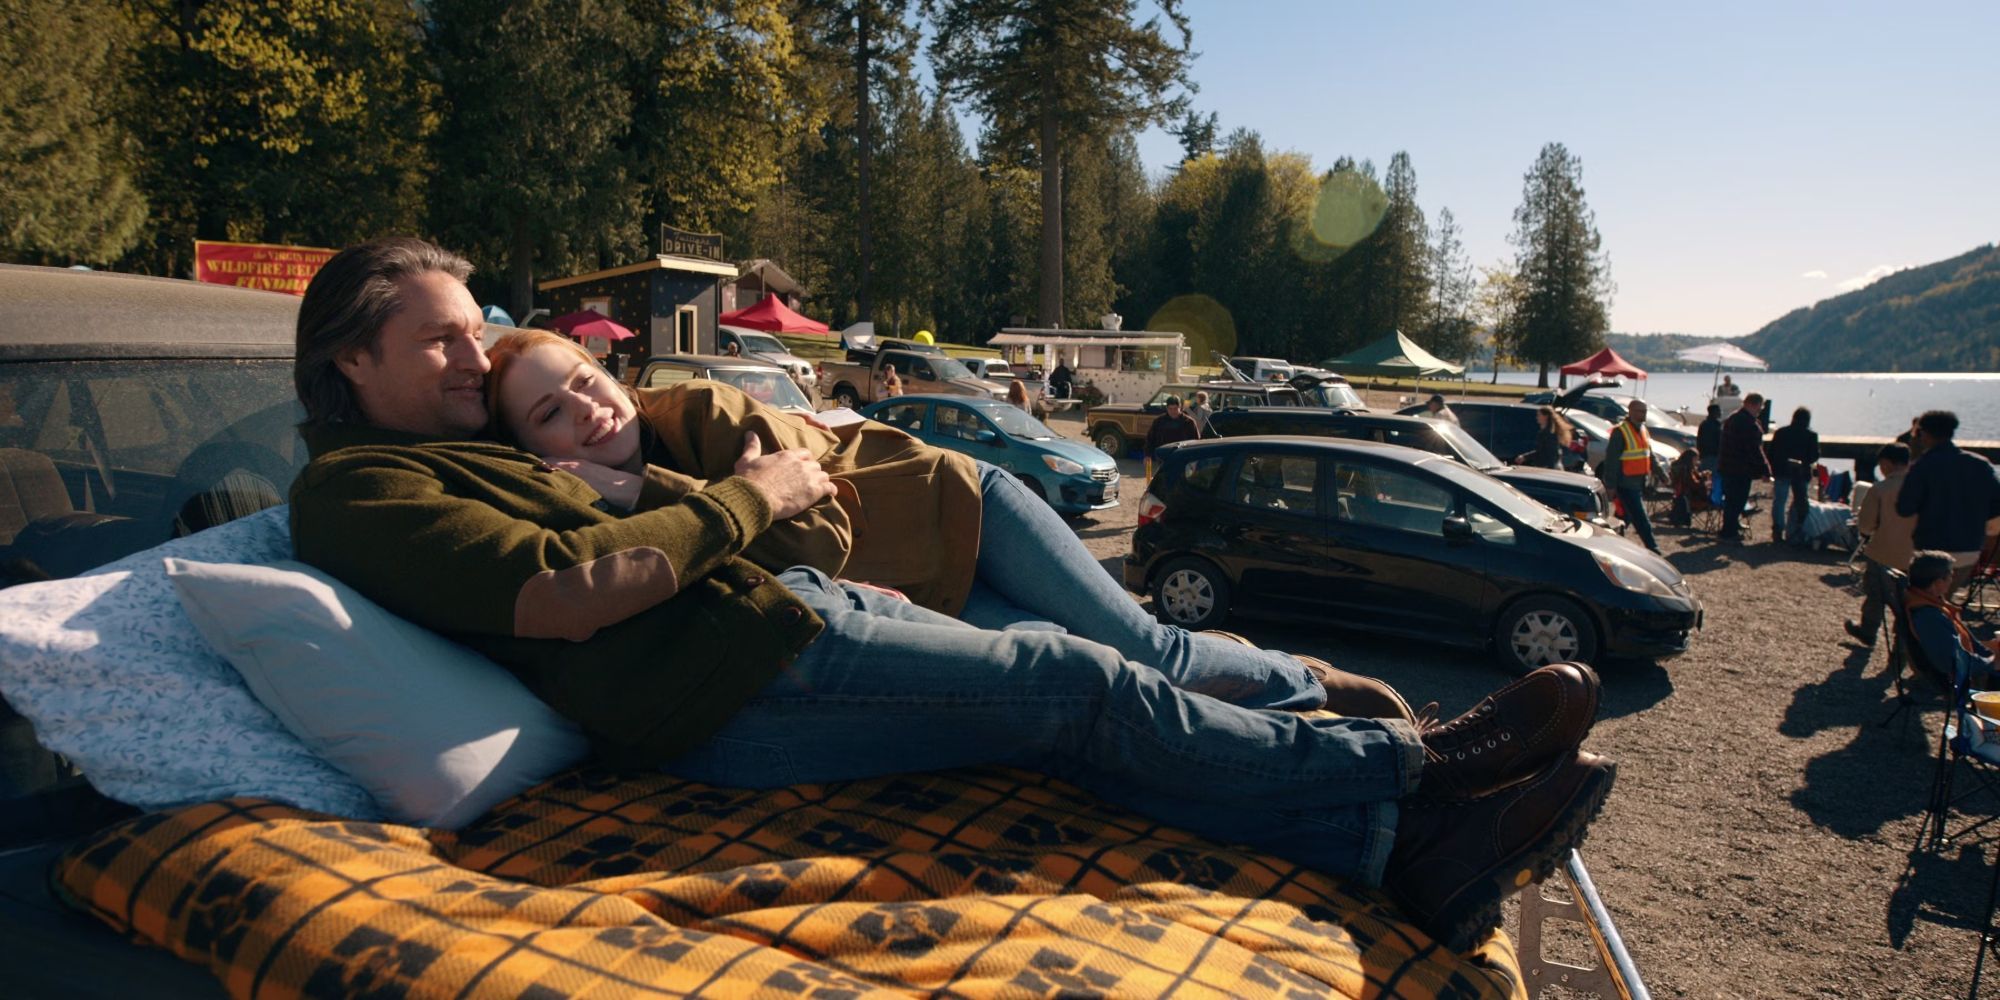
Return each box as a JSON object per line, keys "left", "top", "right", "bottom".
{"left": 1039, "top": 406, "right": 1992, "bottom": 1000}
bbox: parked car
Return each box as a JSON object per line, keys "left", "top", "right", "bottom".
{"left": 859, "top": 394, "right": 1119, "bottom": 515}
{"left": 960, "top": 358, "right": 1014, "bottom": 383}
{"left": 1226, "top": 356, "right": 1297, "bottom": 383}
{"left": 1404, "top": 400, "right": 1678, "bottom": 490}
{"left": 1086, "top": 381, "right": 1307, "bottom": 457}
{"left": 1205, "top": 408, "right": 1612, "bottom": 523}
{"left": 638, "top": 354, "right": 818, "bottom": 414}
{"left": 1126, "top": 435, "right": 1701, "bottom": 673}
{"left": 1522, "top": 381, "right": 1697, "bottom": 451}
{"left": 0, "top": 264, "right": 311, "bottom": 996}
{"left": 716, "top": 324, "right": 819, "bottom": 395}
{"left": 818, "top": 348, "right": 1005, "bottom": 410}
{"left": 1286, "top": 371, "right": 1369, "bottom": 410}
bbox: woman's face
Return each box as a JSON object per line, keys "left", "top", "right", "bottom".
{"left": 497, "top": 344, "right": 640, "bottom": 468}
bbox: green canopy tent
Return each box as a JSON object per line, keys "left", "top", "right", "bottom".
{"left": 1320, "top": 330, "right": 1465, "bottom": 396}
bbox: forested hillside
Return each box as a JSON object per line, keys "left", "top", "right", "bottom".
{"left": 1738, "top": 243, "right": 2000, "bottom": 372}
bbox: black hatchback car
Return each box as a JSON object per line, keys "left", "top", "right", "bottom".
{"left": 1205, "top": 407, "right": 1611, "bottom": 523}
{"left": 1124, "top": 436, "right": 1702, "bottom": 673}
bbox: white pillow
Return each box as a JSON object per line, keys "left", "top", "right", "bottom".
{"left": 166, "top": 558, "right": 589, "bottom": 828}
{"left": 0, "top": 508, "right": 380, "bottom": 817}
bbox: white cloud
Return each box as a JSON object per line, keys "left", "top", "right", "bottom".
{"left": 1836, "top": 264, "right": 1908, "bottom": 293}
{"left": 1799, "top": 269, "right": 1827, "bottom": 280}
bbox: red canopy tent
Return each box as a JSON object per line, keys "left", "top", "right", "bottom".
{"left": 1559, "top": 347, "right": 1647, "bottom": 380}
{"left": 719, "top": 293, "right": 830, "bottom": 335}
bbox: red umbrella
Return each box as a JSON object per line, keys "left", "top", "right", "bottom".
{"left": 550, "top": 310, "right": 636, "bottom": 341}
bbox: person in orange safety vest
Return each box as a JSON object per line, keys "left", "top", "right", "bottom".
{"left": 1603, "top": 400, "right": 1661, "bottom": 554}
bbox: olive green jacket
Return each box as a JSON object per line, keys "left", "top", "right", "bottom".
{"left": 289, "top": 423, "right": 823, "bottom": 768}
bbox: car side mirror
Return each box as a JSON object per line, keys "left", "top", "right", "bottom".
{"left": 1442, "top": 515, "right": 1474, "bottom": 541}
{"left": 974, "top": 428, "right": 1001, "bottom": 445}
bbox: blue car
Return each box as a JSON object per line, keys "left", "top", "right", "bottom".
{"left": 859, "top": 394, "right": 1121, "bottom": 515}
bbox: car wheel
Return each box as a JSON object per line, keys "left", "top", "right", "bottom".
{"left": 1014, "top": 473, "right": 1048, "bottom": 503}
{"left": 833, "top": 385, "right": 860, "bottom": 410}
{"left": 1152, "top": 557, "right": 1231, "bottom": 630}
{"left": 1092, "top": 426, "right": 1126, "bottom": 456}
{"left": 1493, "top": 595, "right": 1600, "bottom": 674}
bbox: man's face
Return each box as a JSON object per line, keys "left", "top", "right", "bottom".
{"left": 1744, "top": 398, "right": 1762, "bottom": 416}
{"left": 1427, "top": 399, "right": 1442, "bottom": 413}
{"left": 337, "top": 270, "right": 490, "bottom": 438}
{"left": 1628, "top": 401, "right": 1647, "bottom": 424}
{"left": 1166, "top": 402, "right": 1183, "bottom": 417}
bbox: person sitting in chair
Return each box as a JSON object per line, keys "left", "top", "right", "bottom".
{"left": 1666, "top": 447, "right": 1712, "bottom": 527}
{"left": 1907, "top": 550, "right": 2000, "bottom": 686}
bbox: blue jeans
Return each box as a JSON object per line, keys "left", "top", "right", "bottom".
{"left": 1616, "top": 485, "right": 1657, "bottom": 551}
{"left": 959, "top": 462, "right": 1322, "bottom": 711}
{"left": 663, "top": 566, "right": 1424, "bottom": 885}
{"left": 1771, "top": 474, "right": 1811, "bottom": 541}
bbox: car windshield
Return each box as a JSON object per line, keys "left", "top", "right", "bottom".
{"left": 711, "top": 368, "right": 813, "bottom": 410}
{"left": 736, "top": 332, "right": 787, "bottom": 355}
{"left": 0, "top": 358, "right": 306, "bottom": 584}
{"left": 929, "top": 356, "right": 974, "bottom": 380}
{"left": 1419, "top": 454, "right": 1572, "bottom": 531}
{"left": 1430, "top": 421, "right": 1505, "bottom": 469}
{"left": 984, "top": 404, "right": 1056, "bottom": 440}
{"left": 1303, "top": 382, "right": 1365, "bottom": 408}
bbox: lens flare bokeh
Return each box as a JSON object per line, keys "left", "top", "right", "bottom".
{"left": 1147, "top": 294, "right": 1237, "bottom": 364}
{"left": 1296, "top": 170, "right": 1388, "bottom": 263}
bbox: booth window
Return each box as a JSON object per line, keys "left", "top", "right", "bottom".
{"left": 1117, "top": 347, "right": 1164, "bottom": 373}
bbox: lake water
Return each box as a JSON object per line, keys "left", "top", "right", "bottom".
{"left": 1471, "top": 371, "right": 2000, "bottom": 440}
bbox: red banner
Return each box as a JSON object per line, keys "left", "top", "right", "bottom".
{"left": 193, "top": 240, "right": 338, "bottom": 296}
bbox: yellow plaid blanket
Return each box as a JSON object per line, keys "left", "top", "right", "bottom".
{"left": 55, "top": 767, "right": 1525, "bottom": 999}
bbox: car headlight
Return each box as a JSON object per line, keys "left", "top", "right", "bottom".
{"left": 1043, "top": 454, "right": 1085, "bottom": 476}
{"left": 1593, "top": 550, "right": 1677, "bottom": 598}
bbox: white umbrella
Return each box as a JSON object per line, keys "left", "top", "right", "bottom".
{"left": 1676, "top": 343, "right": 1769, "bottom": 398}
{"left": 1674, "top": 343, "right": 1768, "bottom": 370}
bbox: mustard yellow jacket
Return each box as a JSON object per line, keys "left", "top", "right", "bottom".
{"left": 633, "top": 384, "right": 983, "bottom": 616}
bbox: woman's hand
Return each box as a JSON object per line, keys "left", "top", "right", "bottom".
{"left": 735, "top": 432, "right": 834, "bottom": 520}
{"left": 548, "top": 459, "right": 643, "bottom": 511}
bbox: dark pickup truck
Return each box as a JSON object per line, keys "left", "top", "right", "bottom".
{"left": 1206, "top": 408, "right": 1614, "bottom": 524}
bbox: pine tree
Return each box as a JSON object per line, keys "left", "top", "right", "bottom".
{"left": 1421, "top": 207, "right": 1477, "bottom": 364}
{"left": 1500, "top": 142, "right": 1614, "bottom": 387}
{"left": 793, "top": 0, "right": 915, "bottom": 322}
{"left": 428, "top": 0, "right": 643, "bottom": 314}
{"left": 929, "top": 0, "right": 1192, "bottom": 327}
{"left": 121, "top": 0, "right": 435, "bottom": 277}
{"left": 1373, "top": 151, "right": 1431, "bottom": 339}
{"left": 0, "top": 0, "right": 147, "bottom": 264}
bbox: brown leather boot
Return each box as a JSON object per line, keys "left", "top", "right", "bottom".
{"left": 1294, "top": 655, "right": 1419, "bottom": 726}
{"left": 1199, "top": 630, "right": 1421, "bottom": 725}
{"left": 1418, "top": 662, "right": 1599, "bottom": 799}
{"left": 1385, "top": 750, "right": 1616, "bottom": 952}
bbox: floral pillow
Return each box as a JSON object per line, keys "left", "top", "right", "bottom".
{"left": 0, "top": 507, "right": 380, "bottom": 818}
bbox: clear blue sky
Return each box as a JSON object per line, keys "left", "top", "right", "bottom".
{"left": 1128, "top": 0, "right": 1999, "bottom": 338}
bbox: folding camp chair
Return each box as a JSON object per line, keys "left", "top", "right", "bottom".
{"left": 1920, "top": 635, "right": 2000, "bottom": 852}
{"left": 1881, "top": 570, "right": 1949, "bottom": 729}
